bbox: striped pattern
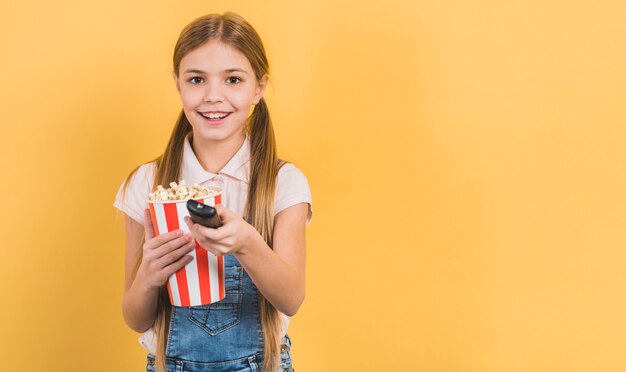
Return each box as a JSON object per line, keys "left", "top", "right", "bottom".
{"left": 148, "top": 194, "right": 225, "bottom": 306}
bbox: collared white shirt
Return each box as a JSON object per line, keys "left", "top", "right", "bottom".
{"left": 114, "top": 132, "right": 312, "bottom": 353}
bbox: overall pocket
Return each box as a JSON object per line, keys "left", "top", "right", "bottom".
{"left": 189, "top": 265, "right": 244, "bottom": 335}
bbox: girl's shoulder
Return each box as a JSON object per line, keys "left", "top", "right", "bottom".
{"left": 113, "top": 161, "right": 157, "bottom": 224}
{"left": 124, "top": 161, "right": 158, "bottom": 195}
{"left": 275, "top": 161, "right": 313, "bottom": 223}
{"left": 277, "top": 162, "right": 310, "bottom": 189}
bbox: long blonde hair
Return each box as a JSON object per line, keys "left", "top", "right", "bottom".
{"left": 122, "top": 12, "right": 284, "bottom": 372}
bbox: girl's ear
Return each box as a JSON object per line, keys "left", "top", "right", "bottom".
{"left": 253, "top": 74, "right": 268, "bottom": 104}
{"left": 172, "top": 71, "right": 180, "bottom": 93}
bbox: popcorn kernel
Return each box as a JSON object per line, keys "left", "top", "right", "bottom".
{"left": 148, "top": 180, "right": 219, "bottom": 201}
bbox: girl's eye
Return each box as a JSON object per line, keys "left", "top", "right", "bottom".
{"left": 189, "top": 77, "right": 203, "bottom": 84}
{"left": 227, "top": 76, "right": 241, "bottom": 84}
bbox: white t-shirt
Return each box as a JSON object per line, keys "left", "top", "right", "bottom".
{"left": 113, "top": 133, "right": 313, "bottom": 354}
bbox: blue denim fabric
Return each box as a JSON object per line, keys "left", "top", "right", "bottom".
{"left": 278, "top": 334, "right": 294, "bottom": 372}
{"left": 146, "top": 254, "right": 294, "bottom": 372}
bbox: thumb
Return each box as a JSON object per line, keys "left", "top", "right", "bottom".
{"left": 213, "top": 204, "right": 231, "bottom": 221}
{"left": 143, "top": 208, "right": 156, "bottom": 240}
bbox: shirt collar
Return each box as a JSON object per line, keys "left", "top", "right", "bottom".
{"left": 181, "top": 132, "right": 251, "bottom": 185}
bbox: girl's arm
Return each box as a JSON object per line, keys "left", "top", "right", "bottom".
{"left": 121, "top": 215, "right": 159, "bottom": 332}
{"left": 235, "top": 203, "right": 308, "bottom": 316}
{"left": 122, "top": 211, "right": 195, "bottom": 332}
{"left": 185, "top": 203, "right": 309, "bottom": 316}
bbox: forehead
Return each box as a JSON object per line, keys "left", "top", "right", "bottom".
{"left": 179, "top": 39, "right": 253, "bottom": 73}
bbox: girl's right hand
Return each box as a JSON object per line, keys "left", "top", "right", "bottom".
{"left": 136, "top": 208, "right": 196, "bottom": 290}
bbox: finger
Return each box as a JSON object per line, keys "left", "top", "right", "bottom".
{"left": 183, "top": 215, "right": 194, "bottom": 230}
{"left": 146, "top": 229, "right": 186, "bottom": 249}
{"left": 213, "top": 204, "right": 229, "bottom": 220}
{"left": 190, "top": 220, "right": 225, "bottom": 241}
{"left": 163, "top": 254, "right": 194, "bottom": 278}
{"left": 203, "top": 243, "right": 228, "bottom": 256}
{"left": 144, "top": 209, "right": 156, "bottom": 240}
{"left": 183, "top": 216, "right": 220, "bottom": 241}
{"left": 155, "top": 238, "right": 196, "bottom": 268}
{"left": 152, "top": 234, "right": 195, "bottom": 259}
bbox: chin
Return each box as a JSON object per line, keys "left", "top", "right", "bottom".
{"left": 191, "top": 127, "right": 246, "bottom": 143}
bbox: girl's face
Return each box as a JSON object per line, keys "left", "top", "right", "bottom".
{"left": 173, "top": 39, "right": 267, "bottom": 144}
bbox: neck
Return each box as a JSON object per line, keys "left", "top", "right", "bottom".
{"left": 190, "top": 132, "right": 246, "bottom": 174}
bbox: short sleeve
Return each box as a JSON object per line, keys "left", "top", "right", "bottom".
{"left": 274, "top": 163, "right": 313, "bottom": 225}
{"left": 113, "top": 162, "right": 156, "bottom": 224}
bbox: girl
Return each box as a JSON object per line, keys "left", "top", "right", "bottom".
{"left": 113, "top": 12, "right": 313, "bottom": 372}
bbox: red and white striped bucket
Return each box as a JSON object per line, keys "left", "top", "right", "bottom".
{"left": 147, "top": 193, "right": 225, "bottom": 307}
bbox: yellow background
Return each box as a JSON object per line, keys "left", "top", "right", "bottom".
{"left": 1, "top": 0, "right": 625, "bottom": 370}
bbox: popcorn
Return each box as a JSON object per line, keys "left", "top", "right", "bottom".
{"left": 147, "top": 180, "right": 224, "bottom": 306}
{"left": 148, "top": 180, "right": 219, "bottom": 201}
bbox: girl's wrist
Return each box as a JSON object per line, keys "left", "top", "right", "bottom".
{"left": 134, "top": 266, "right": 159, "bottom": 294}
{"left": 236, "top": 222, "right": 261, "bottom": 256}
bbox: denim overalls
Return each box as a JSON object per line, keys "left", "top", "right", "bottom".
{"left": 146, "top": 255, "right": 294, "bottom": 372}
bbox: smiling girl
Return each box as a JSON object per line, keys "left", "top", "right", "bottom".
{"left": 113, "top": 12, "right": 312, "bottom": 372}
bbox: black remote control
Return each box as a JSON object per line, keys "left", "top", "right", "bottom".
{"left": 186, "top": 199, "right": 223, "bottom": 228}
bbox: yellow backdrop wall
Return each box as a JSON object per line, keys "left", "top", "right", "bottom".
{"left": 1, "top": 0, "right": 625, "bottom": 371}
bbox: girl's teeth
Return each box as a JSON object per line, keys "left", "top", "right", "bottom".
{"left": 202, "top": 112, "right": 228, "bottom": 119}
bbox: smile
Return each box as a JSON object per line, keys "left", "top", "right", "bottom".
{"left": 199, "top": 111, "right": 231, "bottom": 120}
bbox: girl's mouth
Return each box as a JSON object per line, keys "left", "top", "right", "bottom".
{"left": 198, "top": 111, "right": 231, "bottom": 125}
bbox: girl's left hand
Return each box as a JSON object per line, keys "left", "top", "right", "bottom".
{"left": 183, "top": 204, "right": 254, "bottom": 256}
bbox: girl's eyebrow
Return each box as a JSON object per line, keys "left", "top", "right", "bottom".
{"left": 183, "top": 68, "right": 248, "bottom": 75}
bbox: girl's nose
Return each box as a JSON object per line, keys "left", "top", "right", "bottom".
{"left": 204, "top": 82, "right": 224, "bottom": 102}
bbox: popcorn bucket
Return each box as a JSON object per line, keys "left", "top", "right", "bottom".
{"left": 147, "top": 193, "right": 225, "bottom": 306}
